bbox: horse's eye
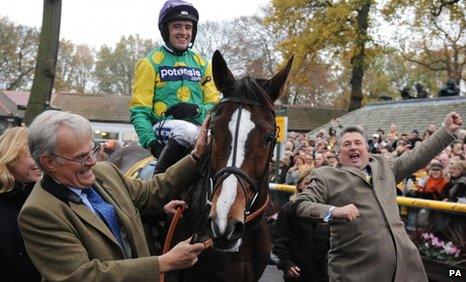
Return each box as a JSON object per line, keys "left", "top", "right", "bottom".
{"left": 264, "top": 132, "right": 275, "bottom": 145}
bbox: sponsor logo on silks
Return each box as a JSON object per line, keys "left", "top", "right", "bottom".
{"left": 156, "top": 127, "right": 171, "bottom": 141}
{"left": 159, "top": 66, "right": 202, "bottom": 82}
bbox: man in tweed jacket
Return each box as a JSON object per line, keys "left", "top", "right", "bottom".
{"left": 293, "top": 112, "right": 463, "bottom": 282}
{"left": 19, "top": 110, "right": 209, "bottom": 281}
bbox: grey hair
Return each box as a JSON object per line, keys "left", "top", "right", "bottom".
{"left": 334, "top": 125, "right": 368, "bottom": 154}
{"left": 28, "top": 110, "right": 93, "bottom": 171}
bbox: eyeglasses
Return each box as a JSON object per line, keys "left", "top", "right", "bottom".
{"left": 52, "top": 145, "right": 99, "bottom": 167}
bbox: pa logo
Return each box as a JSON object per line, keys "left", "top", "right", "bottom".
{"left": 449, "top": 269, "right": 462, "bottom": 277}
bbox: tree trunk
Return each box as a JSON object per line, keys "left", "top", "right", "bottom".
{"left": 23, "top": 0, "right": 62, "bottom": 125}
{"left": 348, "top": 1, "right": 371, "bottom": 112}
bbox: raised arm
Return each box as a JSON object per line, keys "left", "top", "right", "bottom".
{"left": 391, "top": 112, "right": 462, "bottom": 182}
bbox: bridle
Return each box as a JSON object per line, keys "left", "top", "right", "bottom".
{"left": 161, "top": 87, "right": 279, "bottom": 282}
{"left": 209, "top": 96, "right": 277, "bottom": 217}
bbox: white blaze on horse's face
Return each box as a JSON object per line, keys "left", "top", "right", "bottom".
{"left": 215, "top": 108, "right": 255, "bottom": 234}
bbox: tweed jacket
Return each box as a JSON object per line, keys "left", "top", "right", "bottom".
{"left": 294, "top": 126, "right": 455, "bottom": 282}
{"left": 19, "top": 156, "right": 201, "bottom": 282}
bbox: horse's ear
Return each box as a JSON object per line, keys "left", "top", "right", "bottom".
{"left": 212, "top": 50, "right": 236, "bottom": 96}
{"left": 266, "top": 56, "right": 294, "bottom": 102}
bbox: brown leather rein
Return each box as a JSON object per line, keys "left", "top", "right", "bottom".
{"left": 159, "top": 195, "right": 269, "bottom": 281}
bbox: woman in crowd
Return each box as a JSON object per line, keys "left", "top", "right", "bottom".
{"left": 285, "top": 155, "right": 307, "bottom": 185}
{"left": 303, "top": 154, "right": 314, "bottom": 168}
{"left": 0, "top": 127, "right": 41, "bottom": 281}
{"left": 450, "top": 141, "right": 465, "bottom": 159}
{"left": 273, "top": 169, "right": 329, "bottom": 282}
{"left": 313, "top": 153, "right": 328, "bottom": 168}
{"left": 445, "top": 160, "right": 466, "bottom": 203}
{"left": 416, "top": 161, "right": 448, "bottom": 200}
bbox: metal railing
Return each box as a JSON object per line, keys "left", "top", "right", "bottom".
{"left": 269, "top": 183, "right": 466, "bottom": 214}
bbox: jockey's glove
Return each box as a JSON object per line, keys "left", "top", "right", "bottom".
{"left": 149, "top": 139, "right": 164, "bottom": 158}
{"left": 165, "top": 103, "right": 200, "bottom": 119}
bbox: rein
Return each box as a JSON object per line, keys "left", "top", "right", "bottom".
{"left": 160, "top": 196, "right": 269, "bottom": 282}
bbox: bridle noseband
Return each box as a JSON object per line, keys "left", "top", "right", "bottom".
{"left": 210, "top": 96, "right": 277, "bottom": 216}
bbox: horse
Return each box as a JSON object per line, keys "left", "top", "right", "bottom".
{"left": 164, "top": 50, "right": 293, "bottom": 282}
{"left": 109, "top": 50, "right": 293, "bottom": 282}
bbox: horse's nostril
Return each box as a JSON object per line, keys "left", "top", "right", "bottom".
{"left": 209, "top": 218, "right": 220, "bottom": 238}
{"left": 225, "top": 220, "right": 244, "bottom": 241}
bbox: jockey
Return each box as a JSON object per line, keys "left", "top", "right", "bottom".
{"left": 130, "top": 0, "right": 219, "bottom": 173}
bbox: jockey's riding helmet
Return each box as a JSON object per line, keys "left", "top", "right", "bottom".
{"left": 158, "top": 0, "right": 199, "bottom": 48}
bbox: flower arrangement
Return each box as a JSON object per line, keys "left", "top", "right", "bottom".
{"left": 418, "top": 233, "right": 463, "bottom": 265}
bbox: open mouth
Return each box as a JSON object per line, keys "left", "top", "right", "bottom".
{"left": 175, "top": 36, "right": 189, "bottom": 43}
{"left": 350, "top": 152, "right": 360, "bottom": 162}
{"left": 31, "top": 167, "right": 42, "bottom": 177}
{"left": 80, "top": 169, "right": 94, "bottom": 178}
{"left": 212, "top": 237, "right": 242, "bottom": 253}
{"left": 31, "top": 166, "right": 41, "bottom": 172}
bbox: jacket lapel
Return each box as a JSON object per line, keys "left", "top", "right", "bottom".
{"left": 340, "top": 165, "right": 372, "bottom": 186}
{"left": 40, "top": 175, "right": 122, "bottom": 248}
{"left": 94, "top": 179, "right": 137, "bottom": 256}
{"left": 69, "top": 201, "right": 120, "bottom": 246}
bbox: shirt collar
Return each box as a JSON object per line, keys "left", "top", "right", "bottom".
{"left": 41, "top": 174, "right": 83, "bottom": 204}
{"left": 68, "top": 186, "right": 85, "bottom": 196}
{"left": 163, "top": 44, "right": 188, "bottom": 56}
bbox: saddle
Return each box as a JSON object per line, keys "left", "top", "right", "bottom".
{"left": 125, "top": 156, "right": 157, "bottom": 179}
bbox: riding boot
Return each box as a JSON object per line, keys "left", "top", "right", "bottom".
{"left": 153, "top": 138, "right": 190, "bottom": 174}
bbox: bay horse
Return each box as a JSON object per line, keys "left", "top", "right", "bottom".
{"left": 109, "top": 50, "right": 293, "bottom": 282}
{"left": 167, "top": 50, "right": 293, "bottom": 282}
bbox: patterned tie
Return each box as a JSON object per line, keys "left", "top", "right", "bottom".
{"left": 82, "top": 187, "right": 123, "bottom": 246}
{"left": 364, "top": 166, "right": 372, "bottom": 184}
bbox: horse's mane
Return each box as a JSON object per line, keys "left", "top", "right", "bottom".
{"left": 241, "top": 77, "right": 275, "bottom": 110}
{"left": 212, "top": 76, "right": 275, "bottom": 114}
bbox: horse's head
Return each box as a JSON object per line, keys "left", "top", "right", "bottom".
{"left": 207, "top": 50, "right": 293, "bottom": 251}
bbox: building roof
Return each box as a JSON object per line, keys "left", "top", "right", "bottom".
{"left": 310, "top": 96, "right": 466, "bottom": 137}
{"left": 51, "top": 92, "right": 130, "bottom": 123}
{"left": 0, "top": 99, "right": 13, "bottom": 116}
{"left": 2, "top": 90, "right": 30, "bottom": 106}
{"left": 283, "top": 105, "right": 347, "bottom": 132}
{"left": 0, "top": 90, "right": 28, "bottom": 117}
{"left": 0, "top": 90, "right": 131, "bottom": 123}
{"left": 3, "top": 90, "right": 464, "bottom": 137}
{"left": 0, "top": 90, "right": 348, "bottom": 129}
